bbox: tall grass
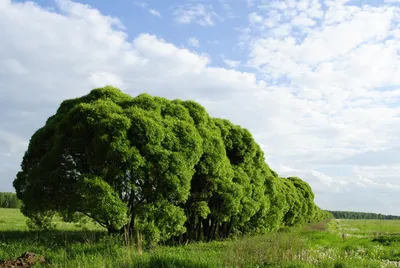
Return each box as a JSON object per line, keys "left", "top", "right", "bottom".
{"left": 1, "top": 208, "right": 400, "bottom": 267}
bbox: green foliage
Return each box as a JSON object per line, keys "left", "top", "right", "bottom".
{"left": 136, "top": 201, "right": 187, "bottom": 248}
{"left": 329, "top": 210, "right": 400, "bottom": 220}
{"left": 0, "top": 193, "right": 21, "bottom": 208}
{"left": 13, "top": 86, "right": 330, "bottom": 245}
{"left": 25, "top": 210, "right": 56, "bottom": 231}
{"left": 372, "top": 235, "right": 400, "bottom": 245}
{"left": 77, "top": 176, "right": 128, "bottom": 231}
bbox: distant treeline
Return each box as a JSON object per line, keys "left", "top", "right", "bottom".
{"left": 329, "top": 210, "right": 400, "bottom": 220}
{"left": 0, "top": 192, "right": 22, "bottom": 208}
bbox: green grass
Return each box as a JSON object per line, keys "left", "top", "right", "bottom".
{"left": 1, "top": 209, "right": 400, "bottom": 267}
{"left": 332, "top": 219, "right": 400, "bottom": 236}
{"left": 0, "top": 208, "right": 105, "bottom": 231}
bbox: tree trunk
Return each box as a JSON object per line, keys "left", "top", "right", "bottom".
{"left": 137, "top": 230, "right": 143, "bottom": 255}
{"left": 226, "top": 218, "right": 235, "bottom": 238}
{"left": 207, "top": 219, "right": 217, "bottom": 241}
{"left": 202, "top": 218, "right": 210, "bottom": 240}
{"left": 195, "top": 221, "right": 202, "bottom": 241}
{"left": 219, "top": 222, "right": 227, "bottom": 239}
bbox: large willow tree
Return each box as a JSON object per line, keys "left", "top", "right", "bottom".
{"left": 14, "top": 86, "right": 331, "bottom": 245}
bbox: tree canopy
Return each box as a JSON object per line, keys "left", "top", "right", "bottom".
{"left": 0, "top": 192, "right": 21, "bottom": 208}
{"left": 14, "top": 86, "right": 331, "bottom": 246}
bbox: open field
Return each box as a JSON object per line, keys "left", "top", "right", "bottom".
{"left": 1, "top": 208, "right": 400, "bottom": 267}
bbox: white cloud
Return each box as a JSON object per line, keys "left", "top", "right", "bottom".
{"left": 291, "top": 12, "right": 316, "bottom": 27}
{"left": 2, "top": 0, "right": 400, "bottom": 215}
{"left": 188, "top": 37, "right": 200, "bottom": 47}
{"left": 134, "top": 2, "right": 161, "bottom": 18}
{"left": 274, "top": 164, "right": 400, "bottom": 214}
{"left": 247, "top": 0, "right": 255, "bottom": 7}
{"left": 218, "top": 0, "right": 230, "bottom": 10}
{"left": 173, "top": 4, "right": 220, "bottom": 26}
{"left": 57, "top": 0, "right": 126, "bottom": 30}
{"left": 134, "top": 1, "right": 147, "bottom": 9}
{"left": 279, "top": 164, "right": 301, "bottom": 173}
{"left": 240, "top": 0, "right": 400, "bottom": 214}
{"left": 88, "top": 71, "right": 124, "bottom": 88}
{"left": 149, "top": 8, "right": 161, "bottom": 18}
{"left": 223, "top": 59, "right": 241, "bottom": 68}
{"left": 310, "top": 170, "right": 335, "bottom": 187}
{"left": 248, "top": 12, "right": 262, "bottom": 24}
{"left": 0, "top": 1, "right": 262, "bottom": 198}
{"left": 220, "top": 54, "right": 241, "bottom": 68}
{"left": 0, "top": 131, "right": 29, "bottom": 154}
{"left": 296, "top": 0, "right": 309, "bottom": 11}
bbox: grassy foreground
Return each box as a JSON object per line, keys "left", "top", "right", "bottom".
{"left": 1, "top": 208, "right": 400, "bottom": 267}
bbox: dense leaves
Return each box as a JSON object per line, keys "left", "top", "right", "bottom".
{"left": 329, "top": 211, "right": 400, "bottom": 220}
{"left": 0, "top": 192, "right": 21, "bottom": 208}
{"left": 14, "top": 86, "right": 330, "bottom": 245}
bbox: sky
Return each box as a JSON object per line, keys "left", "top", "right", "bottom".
{"left": 1, "top": 0, "right": 400, "bottom": 215}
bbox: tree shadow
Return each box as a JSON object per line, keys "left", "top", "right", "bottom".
{"left": 0, "top": 230, "right": 107, "bottom": 246}
{"left": 0, "top": 229, "right": 127, "bottom": 263}
{"left": 134, "top": 255, "right": 213, "bottom": 268}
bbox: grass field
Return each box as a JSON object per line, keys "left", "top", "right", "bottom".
{"left": 1, "top": 208, "right": 400, "bottom": 267}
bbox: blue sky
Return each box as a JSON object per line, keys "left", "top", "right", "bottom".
{"left": 1, "top": 0, "right": 400, "bottom": 215}
{"left": 36, "top": 0, "right": 254, "bottom": 69}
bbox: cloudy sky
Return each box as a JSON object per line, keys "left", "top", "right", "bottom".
{"left": 1, "top": 0, "right": 400, "bottom": 215}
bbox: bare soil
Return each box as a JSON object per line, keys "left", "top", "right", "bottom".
{"left": 0, "top": 252, "right": 49, "bottom": 268}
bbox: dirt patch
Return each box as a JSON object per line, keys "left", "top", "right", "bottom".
{"left": 0, "top": 252, "right": 49, "bottom": 268}
{"left": 305, "top": 219, "right": 331, "bottom": 231}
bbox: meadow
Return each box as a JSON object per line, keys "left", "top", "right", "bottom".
{"left": 1, "top": 208, "right": 400, "bottom": 267}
